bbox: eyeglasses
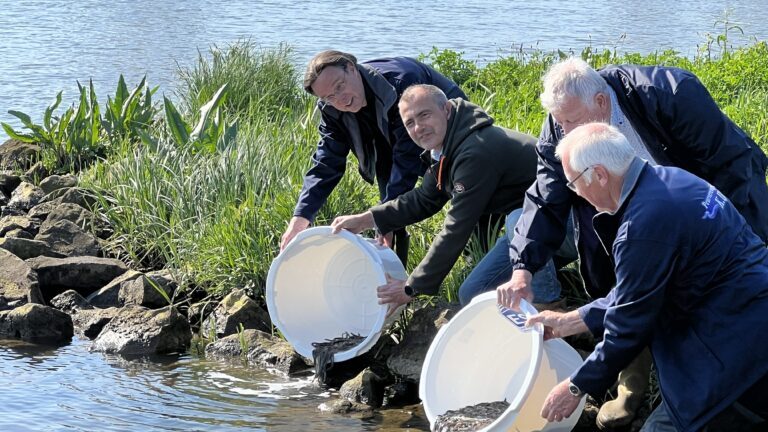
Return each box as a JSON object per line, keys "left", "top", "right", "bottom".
{"left": 319, "top": 70, "right": 348, "bottom": 105}
{"left": 566, "top": 166, "right": 592, "bottom": 191}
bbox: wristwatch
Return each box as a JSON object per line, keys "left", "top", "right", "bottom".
{"left": 568, "top": 381, "right": 584, "bottom": 398}
{"left": 404, "top": 285, "right": 415, "bottom": 297}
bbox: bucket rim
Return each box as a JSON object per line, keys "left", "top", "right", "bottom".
{"left": 419, "top": 291, "right": 544, "bottom": 430}
{"left": 266, "top": 226, "right": 390, "bottom": 361}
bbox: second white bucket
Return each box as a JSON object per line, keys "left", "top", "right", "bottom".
{"left": 266, "top": 226, "right": 407, "bottom": 362}
{"left": 421, "top": 291, "right": 585, "bottom": 432}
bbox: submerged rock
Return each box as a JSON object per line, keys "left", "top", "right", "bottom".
{"left": 0, "top": 303, "right": 73, "bottom": 344}
{"left": 202, "top": 288, "right": 271, "bottom": 338}
{"left": 90, "top": 306, "right": 191, "bottom": 355}
{"left": 205, "top": 328, "right": 310, "bottom": 375}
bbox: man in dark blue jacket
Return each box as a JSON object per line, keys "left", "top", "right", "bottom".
{"left": 279, "top": 51, "right": 467, "bottom": 262}
{"left": 528, "top": 123, "right": 768, "bottom": 432}
{"left": 498, "top": 57, "right": 768, "bottom": 428}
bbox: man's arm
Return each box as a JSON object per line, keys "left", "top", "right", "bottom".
{"left": 509, "top": 117, "right": 574, "bottom": 272}
{"left": 398, "top": 155, "right": 499, "bottom": 296}
{"left": 281, "top": 111, "right": 351, "bottom": 250}
{"left": 570, "top": 237, "right": 672, "bottom": 396}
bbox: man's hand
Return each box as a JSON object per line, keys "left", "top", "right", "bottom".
{"left": 330, "top": 211, "right": 375, "bottom": 235}
{"left": 376, "top": 231, "right": 394, "bottom": 248}
{"left": 526, "top": 309, "right": 588, "bottom": 340}
{"left": 280, "top": 216, "right": 311, "bottom": 251}
{"left": 377, "top": 274, "right": 412, "bottom": 317}
{"left": 541, "top": 379, "right": 583, "bottom": 423}
{"left": 497, "top": 269, "right": 534, "bottom": 309}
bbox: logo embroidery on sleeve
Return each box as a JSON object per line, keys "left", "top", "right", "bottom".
{"left": 453, "top": 182, "right": 465, "bottom": 193}
{"left": 701, "top": 186, "right": 727, "bottom": 220}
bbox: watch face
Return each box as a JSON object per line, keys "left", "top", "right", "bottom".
{"left": 569, "top": 383, "right": 581, "bottom": 397}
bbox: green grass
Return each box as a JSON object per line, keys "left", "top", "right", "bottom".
{"left": 41, "top": 36, "right": 764, "bottom": 304}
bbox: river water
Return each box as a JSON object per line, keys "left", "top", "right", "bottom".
{"left": 1, "top": 0, "right": 767, "bottom": 134}
{"left": 0, "top": 338, "right": 429, "bottom": 431}
{"left": 0, "top": 1, "right": 767, "bottom": 430}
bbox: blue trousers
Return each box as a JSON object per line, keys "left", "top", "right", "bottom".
{"left": 458, "top": 208, "right": 577, "bottom": 306}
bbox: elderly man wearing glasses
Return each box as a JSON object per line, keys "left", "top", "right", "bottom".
{"left": 280, "top": 50, "right": 467, "bottom": 264}
{"left": 528, "top": 122, "right": 768, "bottom": 432}
{"left": 499, "top": 57, "right": 768, "bottom": 429}
{"left": 330, "top": 85, "right": 575, "bottom": 314}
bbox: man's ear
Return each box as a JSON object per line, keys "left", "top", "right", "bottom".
{"left": 594, "top": 165, "right": 610, "bottom": 185}
{"left": 595, "top": 92, "right": 609, "bottom": 113}
{"left": 444, "top": 101, "right": 453, "bottom": 119}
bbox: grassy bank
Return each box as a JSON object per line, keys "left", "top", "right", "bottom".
{"left": 4, "top": 37, "right": 767, "bottom": 305}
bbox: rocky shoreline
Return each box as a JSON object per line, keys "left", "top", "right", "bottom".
{"left": 0, "top": 138, "right": 644, "bottom": 431}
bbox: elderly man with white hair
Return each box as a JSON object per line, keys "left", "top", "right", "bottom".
{"left": 527, "top": 122, "right": 768, "bottom": 432}
{"left": 498, "top": 56, "right": 768, "bottom": 428}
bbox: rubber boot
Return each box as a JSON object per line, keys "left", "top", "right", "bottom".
{"left": 596, "top": 348, "right": 652, "bottom": 430}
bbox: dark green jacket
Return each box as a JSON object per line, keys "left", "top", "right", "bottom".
{"left": 370, "top": 99, "right": 537, "bottom": 296}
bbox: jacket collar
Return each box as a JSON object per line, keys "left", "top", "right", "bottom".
{"left": 604, "top": 156, "right": 646, "bottom": 216}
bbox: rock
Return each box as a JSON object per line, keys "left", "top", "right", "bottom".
{"left": 0, "top": 249, "right": 44, "bottom": 306}
{"left": 202, "top": 288, "right": 271, "bottom": 338}
{"left": 35, "top": 219, "right": 101, "bottom": 257}
{"left": 0, "top": 237, "right": 55, "bottom": 259}
{"left": 205, "top": 329, "right": 310, "bottom": 375}
{"left": 0, "top": 303, "right": 73, "bottom": 344}
{"left": 0, "top": 139, "right": 40, "bottom": 170}
{"left": 7, "top": 181, "right": 44, "bottom": 212}
{"left": 0, "top": 171, "right": 21, "bottom": 196}
{"left": 72, "top": 307, "right": 121, "bottom": 339}
{"left": 49, "top": 289, "right": 92, "bottom": 315}
{"left": 22, "top": 161, "right": 48, "bottom": 184}
{"left": 386, "top": 301, "right": 460, "bottom": 381}
{"left": 90, "top": 306, "right": 191, "bottom": 355}
{"left": 187, "top": 300, "right": 216, "bottom": 332}
{"left": 317, "top": 399, "right": 374, "bottom": 416}
{"left": 0, "top": 215, "right": 38, "bottom": 237}
{"left": 0, "top": 190, "right": 7, "bottom": 207}
{"left": 39, "top": 202, "right": 95, "bottom": 231}
{"left": 4, "top": 228, "right": 34, "bottom": 239}
{"left": 41, "top": 187, "right": 97, "bottom": 210}
{"left": 85, "top": 270, "right": 143, "bottom": 308}
{"left": 26, "top": 255, "right": 128, "bottom": 302}
{"left": 381, "top": 381, "right": 420, "bottom": 408}
{"left": 0, "top": 206, "right": 27, "bottom": 217}
{"left": 118, "top": 275, "right": 173, "bottom": 309}
{"left": 339, "top": 367, "right": 385, "bottom": 408}
{"left": 39, "top": 174, "right": 77, "bottom": 194}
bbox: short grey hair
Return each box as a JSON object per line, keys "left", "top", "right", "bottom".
{"left": 399, "top": 84, "right": 448, "bottom": 109}
{"left": 540, "top": 57, "right": 610, "bottom": 112}
{"left": 555, "top": 123, "right": 634, "bottom": 184}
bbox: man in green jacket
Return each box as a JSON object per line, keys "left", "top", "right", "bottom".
{"left": 331, "top": 84, "right": 569, "bottom": 313}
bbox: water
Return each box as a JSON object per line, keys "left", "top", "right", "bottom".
{"left": 0, "top": 1, "right": 766, "bottom": 429}
{"left": 1, "top": 1, "right": 767, "bottom": 136}
{"left": 0, "top": 338, "right": 430, "bottom": 431}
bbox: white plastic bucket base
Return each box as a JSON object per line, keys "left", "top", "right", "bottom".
{"left": 266, "top": 227, "right": 407, "bottom": 362}
{"left": 421, "top": 291, "right": 585, "bottom": 432}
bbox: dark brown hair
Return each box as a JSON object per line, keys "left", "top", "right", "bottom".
{"left": 303, "top": 50, "right": 357, "bottom": 94}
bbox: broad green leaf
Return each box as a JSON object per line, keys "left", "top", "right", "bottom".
{"left": 44, "top": 91, "right": 63, "bottom": 131}
{"left": 191, "top": 83, "right": 228, "bottom": 141}
{"left": 1, "top": 122, "right": 35, "bottom": 143}
{"left": 163, "top": 96, "right": 190, "bottom": 145}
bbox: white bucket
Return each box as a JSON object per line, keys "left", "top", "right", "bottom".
{"left": 421, "top": 291, "right": 585, "bottom": 432}
{"left": 266, "top": 226, "right": 408, "bottom": 362}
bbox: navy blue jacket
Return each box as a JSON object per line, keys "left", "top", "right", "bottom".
{"left": 572, "top": 159, "right": 768, "bottom": 432}
{"left": 511, "top": 64, "right": 768, "bottom": 297}
{"left": 293, "top": 57, "right": 467, "bottom": 221}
